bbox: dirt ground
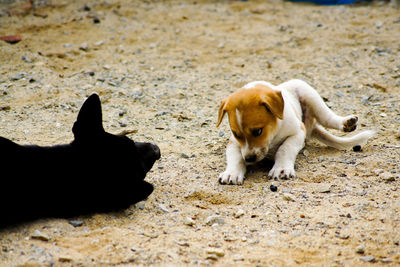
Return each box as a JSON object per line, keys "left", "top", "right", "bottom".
{"left": 0, "top": 0, "right": 399, "bottom": 266}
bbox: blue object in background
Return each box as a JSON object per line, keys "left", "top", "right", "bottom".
{"left": 289, "top": 0, "right": 356, "bottom": 5}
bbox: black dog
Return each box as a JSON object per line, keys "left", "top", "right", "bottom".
{"left": 0, "top": 94, "right": 160, "bottom": 226}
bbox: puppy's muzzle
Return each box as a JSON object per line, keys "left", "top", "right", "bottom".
{"left": 245, "top": 155, "right": 257, "bottom": 163}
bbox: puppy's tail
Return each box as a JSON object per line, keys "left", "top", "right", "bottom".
{"left": 312, "top": 124, "right": 375, "bottom": 150}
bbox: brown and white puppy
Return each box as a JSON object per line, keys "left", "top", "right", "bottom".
{"left": 217, "top": 79, "right": 375, "bottom": 185}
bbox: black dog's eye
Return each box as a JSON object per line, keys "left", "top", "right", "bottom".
{"left": 252, "top": 128, "right": 263, "bottom": 137}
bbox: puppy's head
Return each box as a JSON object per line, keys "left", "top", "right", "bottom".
{"left": 217, "top": 84, "right": 284, "bottom": 164}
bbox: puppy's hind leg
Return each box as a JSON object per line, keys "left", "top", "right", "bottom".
{"left": 286, "top": 79, "right": 358, "bottom": 132}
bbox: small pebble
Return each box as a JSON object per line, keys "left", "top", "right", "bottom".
{"left": 234, "top": 209, "right": 245, "bottom": 218}
{"left": 180, "top": 153, "right": 190, "bottom": 159}
{"left": 233, "top": 254, "right": 244, "bottom": 261}
{"left": 205, "top": 215, "right": 224, "bottom": 226}
{"left": 31, "top": 230, "right": 50, "bottom": 241}
{"left": 270, "top": 185, "right": 278, "bottom": 192}
{"left": 184, "top": 217, "right": 195, "bottom": 226}
{"left": 93, "top": 17, "right": 100, "bottom": 24}
{"left": 158, "top": 204, "right": 169, "bottom": 213}
{"left": 69, "top": 220, "right": 84, "bottom": 227}
{"left": 80, "top": 42, "right": 89, "bottom": 51}
{"left": 206, "top": 248, "right": 225, "bottom": 257}
{"left": 356, "top": 245, "right": 365, "bottom": 254}
{"left": 0, "top": 35, "right": 22, "bottom": 44}
{"left": 360, "top": 255, "right": 375, "bottom": 262}
{"left": 282, "top": 193, "right": 296, "bottom": 202}
{"left": 318, "top": 183, "right": 331, "bottom": 193}
{"left": 59, "top": 255, "right": 73, "bottom": 262}
{"left": 353, "top": 145, "right": 362, "bottom": 152}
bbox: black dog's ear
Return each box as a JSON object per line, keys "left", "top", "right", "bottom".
{"left": 72, "top": 94, "right": 105, "bottom": 139}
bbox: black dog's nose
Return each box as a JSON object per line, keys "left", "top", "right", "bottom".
{"left": 245, "top": 155, "right": 257, "bottom": 163}
{"left": 151, "top": 143, "right": 161, "bottom": 160}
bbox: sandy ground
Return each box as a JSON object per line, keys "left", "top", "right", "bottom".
{"left": 0, "top": 0, "right": 399, "bottom": 266}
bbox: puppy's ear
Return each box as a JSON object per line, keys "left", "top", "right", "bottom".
{"left": 72, "top": 94, "right": 105, "bottom": 139}
{"left": 261, "top": 90, "right": 284, "bottom": 120}
{"left": 216, "top": 98, "right": 228, "bottom": 128}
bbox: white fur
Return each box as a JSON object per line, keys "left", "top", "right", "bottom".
{"left": 219, "top": 79, "right": 375, "bottom": 184}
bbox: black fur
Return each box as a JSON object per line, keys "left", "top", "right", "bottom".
{"left": 0, "top": 94, "right": 160, "bottom": 227}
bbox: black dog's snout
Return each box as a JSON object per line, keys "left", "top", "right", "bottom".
{"left": 151, "top": 143, "right": 161, "bottom": 160}
{"left": 245, "top": 155, "right": 257, "bottom": 163}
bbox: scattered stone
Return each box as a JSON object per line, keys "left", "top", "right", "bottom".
{"left": 270, "top": 185, "right": 278, "bottom": 192}
{"left": 224, "top": 236, "right": 237, "bottom": 242}
{"left": 142, "top": 232, "right": 158, "bottom": 239}
{"left": 205, "top": 215, "right": 224, "bottom": 226}
{"left": 130, "top": 246, "right": 143, "bottom": 252}
{"left": 11, "top": 73, "right": 24, "bottom": 81}
{"left": 83, "top": 4, "right": 91, "bottom": 11}
{"left": 381, "top": 172, "right": 395, "bottom": 183}
{"left": 31, "top": 230, "right": 50, "bottom": 241}
{"left": 318, "top": 183, "right": 331, "bottom": 193}
{"left": 360, "top": 255, "right": 375, "bottom": 262}
{"left": 233, "top": 254, "right": 244, "bottom": 261}
{"left": 79, "top": 42, "right": 89, "bottom": 51}
{"left": 336, "top": 233, "right": 350, "bottom": 240}
{"left": 59, "top": 255, "right": 73, "bottom": 262}
{"left": 176, "top": 240, "right": 190, "bottom": 247}
{"left": 206, "top": 254, "right": 218, "bottom": 261}
{"left": 136, "top": 201, "right": 145, "bottom": 210}
{"left": 206, "top": 248, "right": 225, "bottom": 257}
{"left": 0, "top": 35, "right": 22, "bottom": 44}
{"left": 184, "top": 217, "right": 195, "bottom": 226}
{"left": 69, "top": 220, "right": 84, "bottom": 227}
{"left": 1, "top": 105, "right": 11, "bottom": 111}
{"left": 180, "top": 153, "right": 190, "bottom": 159}
{"left": 93, "top": 17, "right": 101, "bottom": 24}
{"left": 282, "top": 193, "right": 296, "bottom": 202}
{"left": 234, "top": 209, "right": 245, "bottom": 218}
{"left": 278, "top": 227, "right": 289, "bottom": 233}
{"left": 356, "top": 245, "right": 365, "bottom": 254}
{"left": 95, "top": 40, "right": 105, "bottom": 46}
{"left": 158, "top": 204, "right": 169, "bottom": 213}
{"left": 353, "top": 145, "right": 362, "bottom": 152}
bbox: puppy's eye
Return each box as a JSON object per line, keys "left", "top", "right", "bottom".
{"left": 232, "top": 131, "right": 242, "bottom": 139}
{"left": 252, "top": 128, "right": 263, "bottom": 137}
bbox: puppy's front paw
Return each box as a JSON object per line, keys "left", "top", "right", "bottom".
{"left": 219, "top": 168, "right": 245, "bottom": 185}
{"left": 342, "top": 116, "right": 358, "bottom": 132}
{"left": 268, "top": 166, "right": 295, "bottom": 180}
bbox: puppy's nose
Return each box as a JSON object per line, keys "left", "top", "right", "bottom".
{"left": 245, "top": 155, "right": 257, "bottom": 163}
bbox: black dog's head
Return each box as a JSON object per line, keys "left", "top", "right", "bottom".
{"left": 0, "top": 94, "right": 160, "bottom": 225}
{"left": 71, "top": 94, "right": 160, "bottom": 181}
